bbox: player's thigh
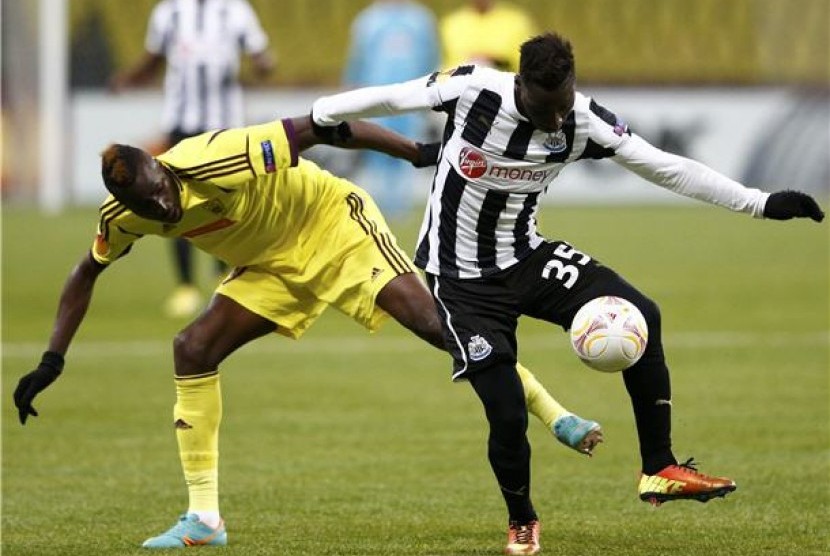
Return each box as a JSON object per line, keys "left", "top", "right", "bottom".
{"left": 426, "top": 274, "right": 520, "bottom": 380}
{"left": 320, "top": 189, "right": 417, "bottom": 332}
{"left": 215, "top": 266, "right": 327, "bottom": 340}
{"left": 518, "top": 240, "right": 653, "bottom": 329}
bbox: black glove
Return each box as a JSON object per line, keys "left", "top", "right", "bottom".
{"left": 14, "top": 351, "right": 64, "bottom": 425}
{"left": 763, "top": 190, "right": 825, "bottom": 222}
{"left": 412, "top": 142, "right": 441, "bottom": 168}
{"left": 309, "top": 112, "right": 353, "bottom": 144}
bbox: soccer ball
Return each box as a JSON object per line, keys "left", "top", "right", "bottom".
{"left": 569, "top": 296, "right": 648, "bottom": 373}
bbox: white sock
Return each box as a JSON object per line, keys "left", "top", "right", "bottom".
{"left": 191, "top": 510, "right": 222, "bottom": 529}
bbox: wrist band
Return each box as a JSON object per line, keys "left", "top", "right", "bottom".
{"left": 41, "top": 351, "right": 65, "bottom": 374}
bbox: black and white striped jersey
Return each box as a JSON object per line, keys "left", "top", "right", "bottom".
{"left": 146, "top": 0, "right": 269, "bottom": 134}
{"left": 313, "top": 65, "right": 769, "bottom": 278}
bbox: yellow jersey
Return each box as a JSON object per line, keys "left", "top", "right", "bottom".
{"left": 93, "top": 119, "right": 353, "bottom": 271}
{"left": 440, "top": 2, "right": 536, "bottom": 72}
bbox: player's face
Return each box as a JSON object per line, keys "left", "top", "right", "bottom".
{"left": 120, "top": 157, "right": 183, "bottom": 223}
{"left": 517, "top": 73, "right": 575, "bottom": 133}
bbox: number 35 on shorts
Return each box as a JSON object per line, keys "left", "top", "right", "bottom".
{"left": 541, "top": 243, "right": 591, "bottom": 289}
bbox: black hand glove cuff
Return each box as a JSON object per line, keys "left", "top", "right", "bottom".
{"left": 310, "top": 113, "right": 353, "bottom": 145}
{"left": 413, "top": 142, "right": 440, "bottom": 168}
{"left": 39, "top": 351, "right": 65, "bottom": 376}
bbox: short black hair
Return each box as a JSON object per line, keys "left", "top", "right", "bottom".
{"left": 101, "top": 143, "right": 145, "bottom": 195}
{"left": 519, "top": 32, "right": 575, "bottom": 90}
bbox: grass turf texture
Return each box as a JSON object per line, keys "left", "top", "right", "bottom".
{"left": 2, "top": 204, "right": 828, "bottom": 555}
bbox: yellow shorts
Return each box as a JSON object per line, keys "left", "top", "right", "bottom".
{"left": 215, "top": 187, "right": 415, "bottom": 339}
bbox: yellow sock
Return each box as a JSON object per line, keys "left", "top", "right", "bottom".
{"left": 174, "top": 373, "right": 221, "bottom": 514}
{"left": 516, "top": 362, "right": 569, "bottom": 429}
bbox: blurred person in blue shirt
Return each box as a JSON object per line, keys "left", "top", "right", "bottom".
{"left": 343, "top": 0, "right": 439, "bottom": 219}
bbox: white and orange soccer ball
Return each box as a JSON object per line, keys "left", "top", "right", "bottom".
{"left": 569, "top": 296, "right": 649, "bottom": 373}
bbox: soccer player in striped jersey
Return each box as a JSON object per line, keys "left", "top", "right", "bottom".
{"left": 312, "top": 32, "right": 825, "bottom": 555}
{"left": 110, "top": 0, "right": 274, "bottom": 319}
{"left": 13, "top": 114, "right": 602, "bottom": 549}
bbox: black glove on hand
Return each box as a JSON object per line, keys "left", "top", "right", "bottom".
{"left": 14, "top": 351, "right": 64, "bottom": 425}
{"left": 412, "top": 142, "right": 441, "bottom": 168}
{"left": 763, "top": 190, "right": 825, "bottom": 222}
{"left": 309, "top": 112, "right": 353, "bottom": 145}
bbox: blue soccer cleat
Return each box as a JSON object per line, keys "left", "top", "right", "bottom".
{"left": 142, "top": 514, "right": 227, "bottom": 549}
{"left": 553, "top": 413, "right": 603, "bottom": 456}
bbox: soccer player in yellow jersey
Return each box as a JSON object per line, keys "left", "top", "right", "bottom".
{"left": 440, "top": 0, "right": 536, "bottom": 71}
{"left": 14, "top": 114, "right": 601, "bottom": 549}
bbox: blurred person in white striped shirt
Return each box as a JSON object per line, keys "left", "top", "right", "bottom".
{"left": 111, "top": 0, "right": 274, "bottom": 318}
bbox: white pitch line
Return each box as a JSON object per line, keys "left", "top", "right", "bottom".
{"left": 1, "top": 331, "right": 827, "bottom": 360}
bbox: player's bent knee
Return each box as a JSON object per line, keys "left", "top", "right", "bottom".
{"left": 595, "top": 268, "right": 662, "bottom": 331}
{"left": 173, "top": 329, "right": 218, "bottom": 374}
{"left": 377, "top": 274, "right": 445, "bottom": 349}
{"left": 493, "top": 405, "right": 529, "bottom": 431}
{"left": 486, "top": 407, "right": 530, "bottom": 444}
{"left": 605, "top": 276, "right": 662, "bottom": 331}
{"left": 469, "top": 366, "right": 529, "bottom": 435}
{"left": 634, "top": 295, "right": 661, "bottom": 330}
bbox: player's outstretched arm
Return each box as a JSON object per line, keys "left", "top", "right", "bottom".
{"left": 763, "top": 190, "right": 825, "bottom": 222}
{"left": 108, "top": 52, "right": 164, "bottom": 93}
{"left": 614, "top": 133, "right": 825, "bottom": 222}
{"left": 289, "top": 115, "right": 440, "bottom": 169}
{"left": 14, "top": 252, "right": 107, "bottom": 425}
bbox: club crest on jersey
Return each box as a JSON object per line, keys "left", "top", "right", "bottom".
{"left": 459, "top": 147, "right": 488, "bottom": 179}
{"left": 260, "top": 140, "right": 276, "bottom": 173}
{"left": 467, "top": 334, "right": 493, "bottom": 361}
{"left": 613, "top": 117, "right": 629, "bottom": 136}
{"left": 543, "top": 131, "right": 568, "bottom": 153}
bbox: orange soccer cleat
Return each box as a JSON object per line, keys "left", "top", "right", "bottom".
{"left": 638, "top": 458, "right": 737, "bottom": 507}
{"left": 505, "top": 520, "right": 540, "bottom": 555}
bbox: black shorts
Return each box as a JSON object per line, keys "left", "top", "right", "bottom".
{"left": 426, "top": 240, "right": 647, "bottom": 380}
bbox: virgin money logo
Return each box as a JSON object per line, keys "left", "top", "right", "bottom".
{"left": 458, "top": 147, "right": 488, "bottom": 179}
{"left": 458, "top": 146, "right": 553, "bottom": 183}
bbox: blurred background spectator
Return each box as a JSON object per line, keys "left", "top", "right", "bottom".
{"left": 342, "top": 0, "right": 439, "bottom": 219}
{"left": 439, "top": 0, "right": 535, "bottom": 71}
{"left": 108, "top": 0, "right": 274, "bottom": 318}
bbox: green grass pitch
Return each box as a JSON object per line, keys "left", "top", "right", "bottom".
{"left": 2, "top": 203, "right": 828, "bottom": 555}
